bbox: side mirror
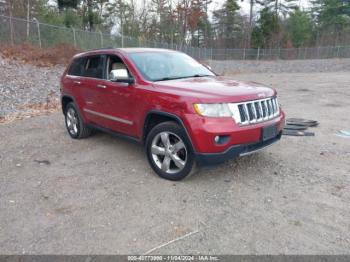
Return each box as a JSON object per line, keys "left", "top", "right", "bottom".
{"left": 110, "top": 69, "right": 135, "bottom": 84}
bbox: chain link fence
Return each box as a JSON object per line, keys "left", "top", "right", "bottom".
{"left": 1, "top": 15, "right": 350, "bottom": 60}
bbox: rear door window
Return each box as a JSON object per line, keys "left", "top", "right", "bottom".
{"left": 67, "top": 57, "right": 86, "bottom": 76}
{"left": 83, "top": 55, "right": 104, "bottom": 79}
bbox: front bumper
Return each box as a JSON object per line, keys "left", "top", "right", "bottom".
{"left": 183, "top": 110, "right": 285, "bottom": 153}
{"left": 195, "top": 131, "right": 282, "bottom": 166}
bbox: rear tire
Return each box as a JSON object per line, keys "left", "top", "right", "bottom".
{"left": 145, "top": 121, "right": 196, "bottom": 181}
{"left": 64, "top": 102, "right": 92, "bottom": 139}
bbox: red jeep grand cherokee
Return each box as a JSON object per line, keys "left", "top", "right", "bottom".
{"left": 61, "top": 48, "right": 285, "bottom": 180}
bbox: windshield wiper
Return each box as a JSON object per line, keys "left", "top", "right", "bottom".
{"left": 185, "top": 74, "right": 213, "bottom": 78}
{"left": 153, "top": 76, "right": 185, "bottom": 82}
{"left": 154, "top": 74, "right": 213, "bottom": 82}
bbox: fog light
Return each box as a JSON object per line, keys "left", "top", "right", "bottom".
{"left": 214, "top": 135, "right": 230, "bottom": 145}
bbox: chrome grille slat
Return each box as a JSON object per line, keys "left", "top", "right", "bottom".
{"left": 248, "top": 103, "right": 256, "bottom": 123}
{"left": 273, "top": 99, "right": 278, "bottom": 116}
{"left": 246, "top": 104, "right": 252, "bottom": 121}
{"left": 229, "top": 97, "right": 280, "bottom": 125}
{"left": 258, "top": 102, "right": 263, "bottom": 121}
{"left": 261, "top": 100, "right": 267, "bottom": 119}
{"left": 269, "top": 100, "right": 273, "bottom": 117}
{"left": 271, "top": 99, "right": 275, "bottom": 114}
{"left": 253, "top": 102, "right": 259, "bottom": 120}
{"left": 243, "top": 104, "right": 249, "bottom": 124}
{"left": 270, "top": 100, "right": 274, "bottom": 116}
{"left": 266, "top": 100, "right": 272, "bottom": 118}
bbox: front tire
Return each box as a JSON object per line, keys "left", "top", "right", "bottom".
{"left": 64, "top": 102, "right": 92, "bottom": 139}
{"left": 145, "top": 121, "right": 196, "bottom": 181}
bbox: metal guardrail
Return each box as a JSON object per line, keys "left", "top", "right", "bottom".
{"left": 1, "top": 15, "right": 350, "bottom": 60}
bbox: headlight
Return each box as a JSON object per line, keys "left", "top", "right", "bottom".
{"left": 194, "top": 103, "right": 232, "bottom": 117}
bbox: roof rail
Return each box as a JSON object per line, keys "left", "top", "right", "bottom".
{"left": 87, "top": 47, "right": 116, "bottom": 51}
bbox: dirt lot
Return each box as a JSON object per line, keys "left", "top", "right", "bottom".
{"left": 0, "top": 72, "right": 350, "bottom": 254}
{"left": 209, "top": 58, "right": 350, "bottom": 74}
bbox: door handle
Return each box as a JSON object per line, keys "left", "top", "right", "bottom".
{"left": 73, "top": 81, "right": 81, "bottom": 85}
{"left": 96, "top": 84, "right": 107, "bottom": 89}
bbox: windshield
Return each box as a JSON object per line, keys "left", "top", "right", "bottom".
{"left": 129, "top": 51, "right": 215, "bottom": 81}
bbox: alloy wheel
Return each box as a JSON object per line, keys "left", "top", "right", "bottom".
{"left": 66, "top": 107, "right": 79, "bottom": 135}
{"left": 151, "top": 131, "right": 187, "bottom": 174}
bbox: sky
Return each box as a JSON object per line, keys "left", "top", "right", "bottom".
{"left": 47, "top": 0, "right": 312, "bottom": 17}
{"left": 127, "top": 0, "right": 312, "bottom": 19}
{"left": 210, "top": 0, "right": 311, "bottom": 16}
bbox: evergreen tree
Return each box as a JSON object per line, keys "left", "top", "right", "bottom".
{"left": 312, "top": 0, "right": 350, "bottom": 45}
{"left": 286, "top": 9, "right": 313, "bottom": 47}
{"left": 259, "top": 0, "right": 298, "bottom": 17}
{"left": 251, "top": 7, "right": 280, "bottom": 48}
{"left": 213, "top": 0, "right": 241, "bottom": 48}
{"left": 57, "top": 0, "right": 80, "bottom": 12}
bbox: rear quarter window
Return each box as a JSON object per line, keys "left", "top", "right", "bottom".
{"left": 67, "top": 57, "right": 86, "bottom": 76}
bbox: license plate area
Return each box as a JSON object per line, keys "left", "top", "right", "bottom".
{"left": 262, "top": 124, "right": 277, "bottom": 141}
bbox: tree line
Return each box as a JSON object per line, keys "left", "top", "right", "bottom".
{"left": 1, "top": 0, "right": 350, "bottom": 49}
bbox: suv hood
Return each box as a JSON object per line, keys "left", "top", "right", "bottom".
{"left": 153, "top": 76, "right": 276, "bottom": 103}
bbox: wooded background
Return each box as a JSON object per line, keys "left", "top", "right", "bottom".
{"left": 1, "top": 0, "right": 350, "bottom": 49}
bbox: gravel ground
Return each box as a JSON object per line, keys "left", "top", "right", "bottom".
{"left": 209, "top": 58, "right": 350, "bottom": 74}
{"left": 0, "top": 70, "right": 349, "bottom": 254}
{"left": 0, "top": 57, "right": 63, "bottom": 116}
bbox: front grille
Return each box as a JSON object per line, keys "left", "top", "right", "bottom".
{"left": 228, "top": 97, "right": 279, "bottom": 125}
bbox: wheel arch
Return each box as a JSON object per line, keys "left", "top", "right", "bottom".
{"left": 61, "top": 94, "right": 86, "bottom": 123}
{"left": 142, "top": 110, "right": 195, "bottom": 151}
{"left": 61, "top": 95, "right": 74, "bottom": 114}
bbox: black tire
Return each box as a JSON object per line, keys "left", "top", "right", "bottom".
{"left": 64, "top": 102, "right": 92, "bottom": 139}
{"left": 145, "top": 121, "right": 196, "bottom": 181}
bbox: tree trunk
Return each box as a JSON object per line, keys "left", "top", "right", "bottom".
{"left": 275, "top": 0, "right": 278, "bottom": 16}
{"left": 26, "top": 0, "right": 30, "bottom": 40}
{"left": 248, "top": 0, "right": 254, "bottom": 48}
{"left": 87, "top": 0, "right": 93, "bottom": 31}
